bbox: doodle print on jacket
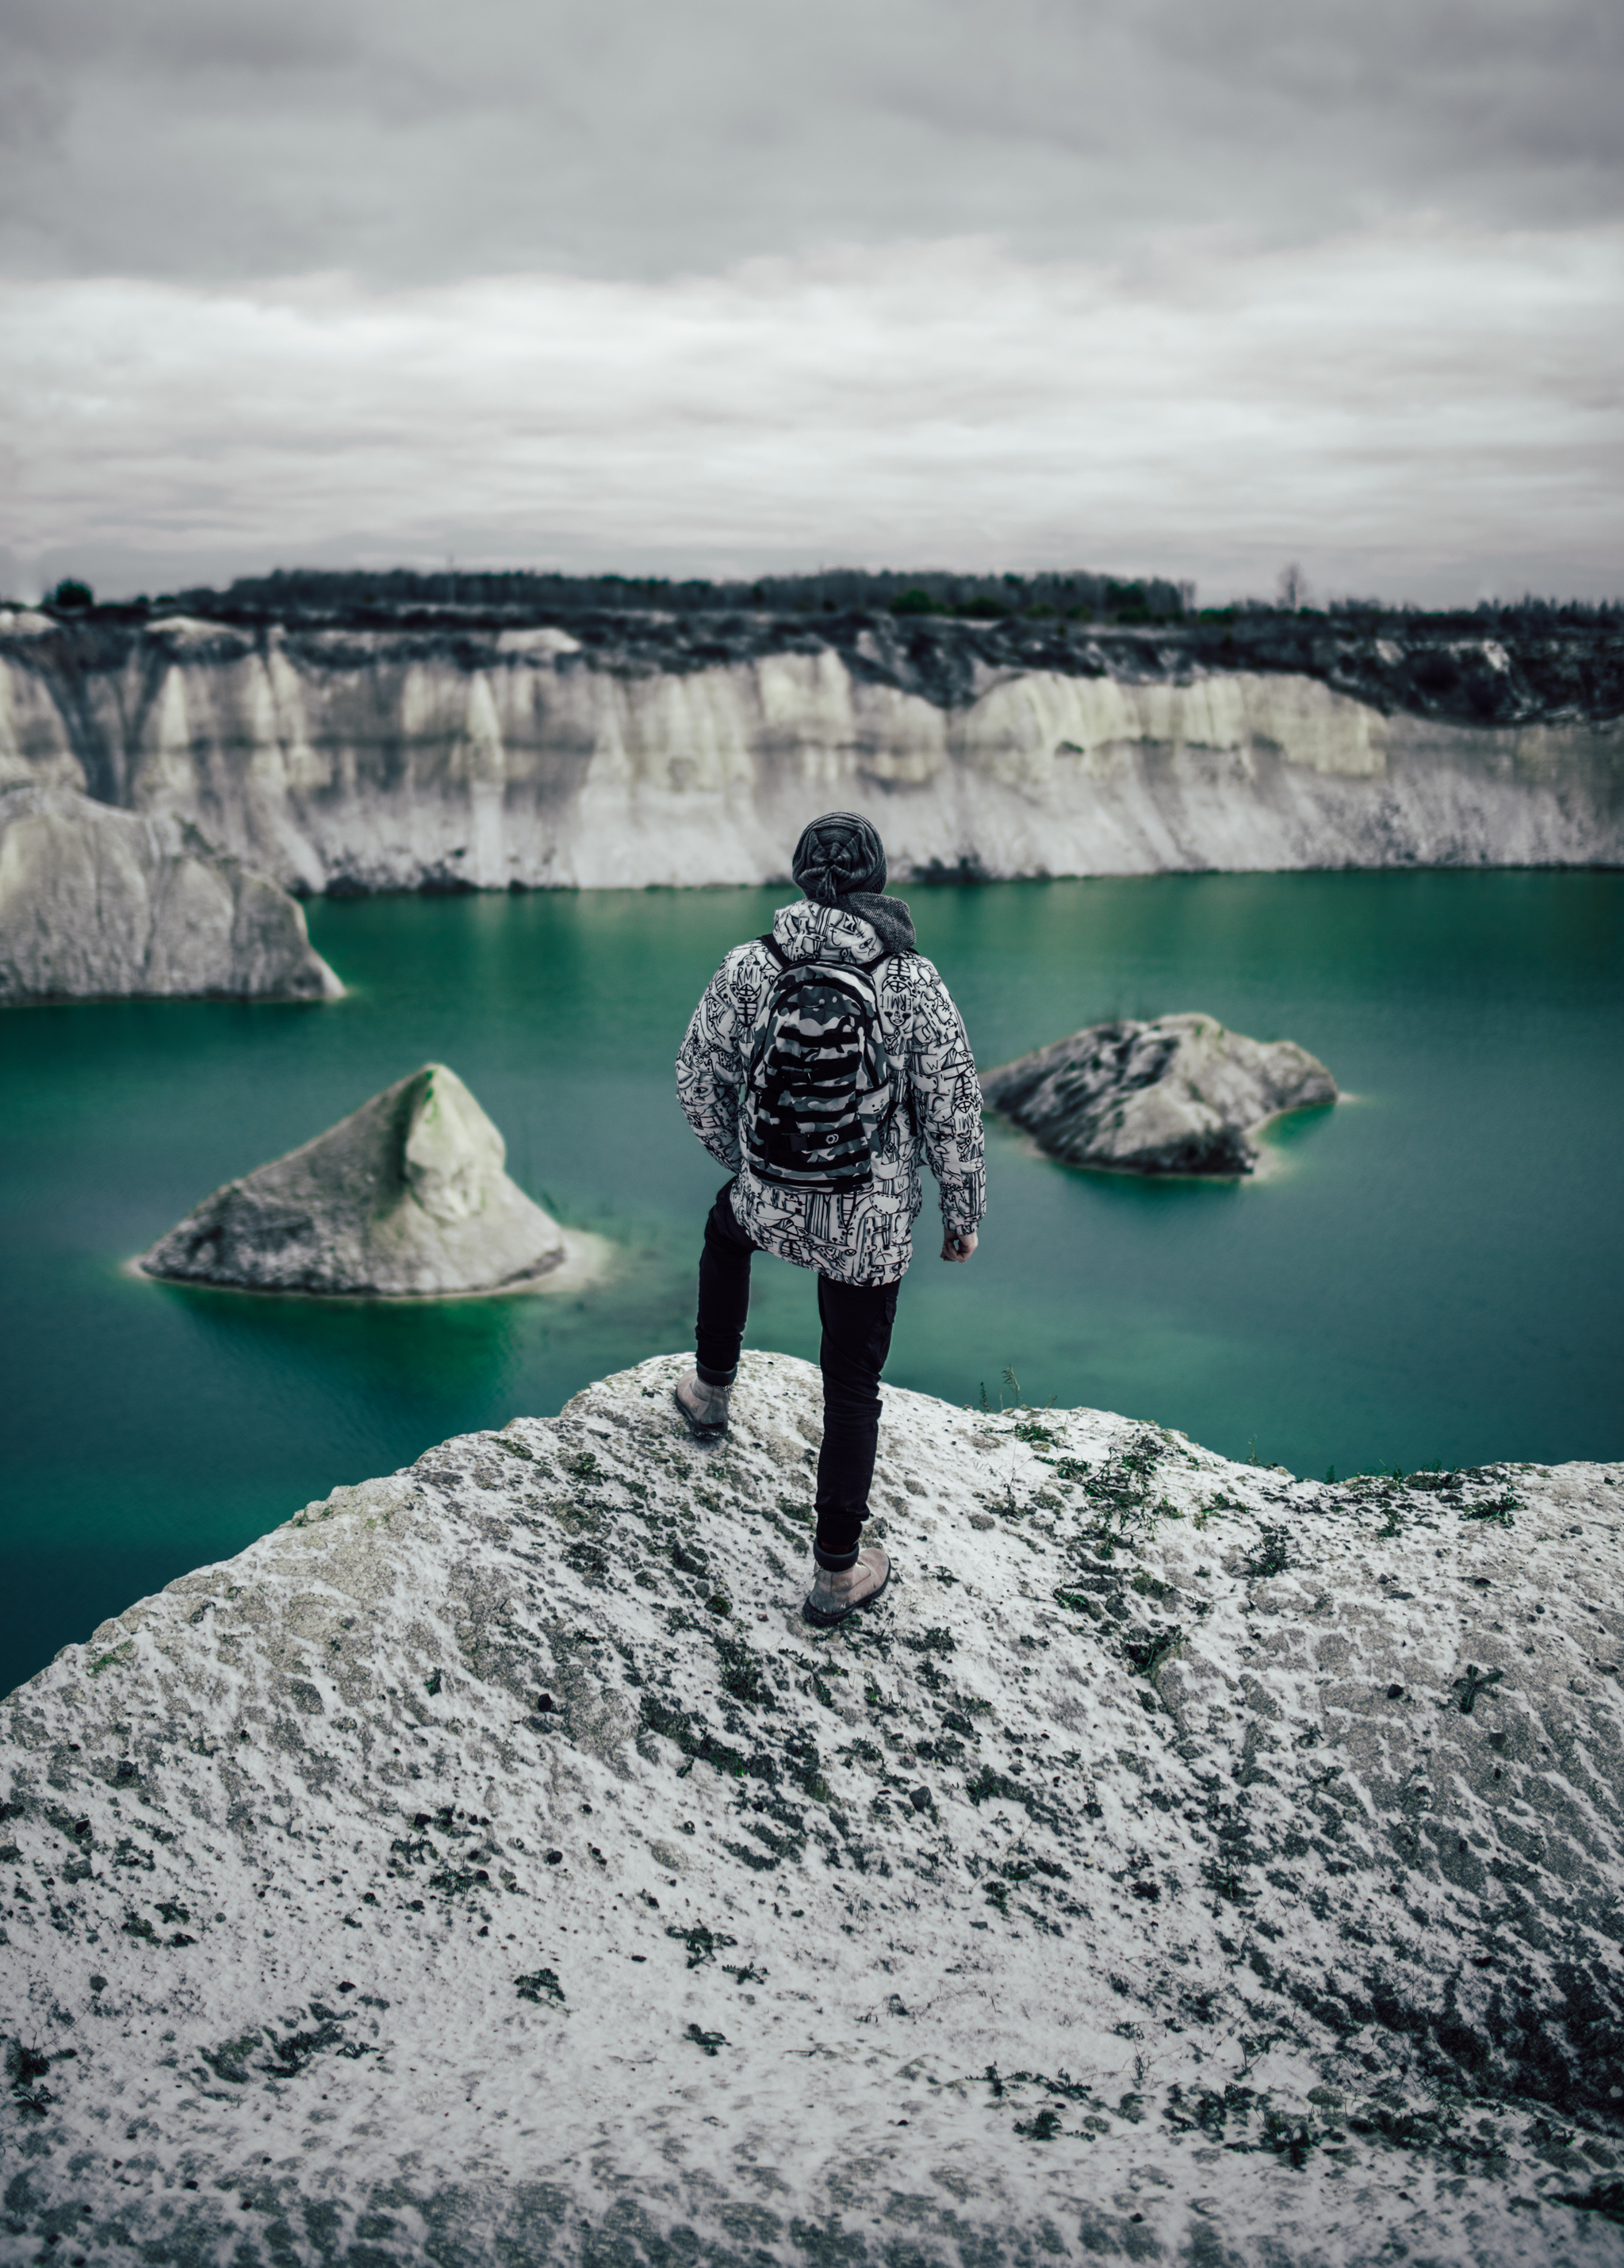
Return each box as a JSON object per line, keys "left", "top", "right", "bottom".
{"left": 676, "top": 898, "right": 987, "bottom": 1288}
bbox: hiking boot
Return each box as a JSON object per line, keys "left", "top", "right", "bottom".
{"left": 802, "top": 1546, "right": 891, "bottom": 1627}
{"left": 674, "top": 1368, "right": 733, "bottom": 1442}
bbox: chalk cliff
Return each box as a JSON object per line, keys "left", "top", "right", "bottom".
{"left": 140, "top": 1063, "right": 595, "bottom": 1298}
{"left": 3, "top": 1351, "right": 1621, "bottom": 2264}
{"left": 0, "top": 776, "right": 342, "bottom": 1004}
{"left": 2, "top": 609, "right": 1618, "bottom": 894}
{"left": 982, "top": 1013, "right": 1338, "bottom": 1175}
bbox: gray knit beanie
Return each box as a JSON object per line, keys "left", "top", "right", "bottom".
{"left": 791, "top": 810, "right": 887, "bottom": 905}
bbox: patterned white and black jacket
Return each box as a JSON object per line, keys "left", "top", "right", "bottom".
{"left": 676, "top": 897, "right": 987, "bottom": 1287}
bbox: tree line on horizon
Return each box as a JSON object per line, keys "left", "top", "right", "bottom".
{"left": 175, "top": 564, "right": 1198, "bottom": 625}
{"left": 25, "top": 566, "right": 1624, "bottom": 634}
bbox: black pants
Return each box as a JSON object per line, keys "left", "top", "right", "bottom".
{"left": 695, "top": 1181, "right": 898, "bottom": 1571}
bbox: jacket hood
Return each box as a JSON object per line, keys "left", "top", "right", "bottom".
{"left": 772, "top": 894, "right": 917, "bottom": 964}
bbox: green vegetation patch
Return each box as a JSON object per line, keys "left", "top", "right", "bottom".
{"left": 668, "top": 1922, "right": 737, "bottom": 1968}
{"left": 1123, "top": 1625, "right": 1184, "bottom": 1680}
{"left": 1244, "top": 1526, "right": 1293, "bottom": 1578}
{"left": 199, "top": 2030, "right": 264, "bottom": 2086}
{"left": 965, "top": 1764, "right": 1059, "bottom": 1826}
{"left": 1044, "top": 1428, "right": 1174, "bottom": 1549}
{"left": 427, "top": 1865, "right": 488, "bottom": 1897}
{"left": 639, "top": 1691, "right": 772, "bottom": 1782}
{"left": 262, "top": 2021, "right": 350, "bottom": 2079}
{"left": 714, "top": 1636, "right": 771, "bottom": 1705}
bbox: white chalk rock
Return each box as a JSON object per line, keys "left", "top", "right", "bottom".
{"left": 981, "top": 1010, "right": 1337, "bottom": 1174}
{"left": 0, "top": 780, "right": 343, "bottom": 1004}
{"left": 2, "top": 1352, "right": 1621, "bottom": 2262}
{"left": 5, "top": 618, "right": 1621, "bottom": 894}
{"left": 140, "top": 1062, "right": 578, "bottom": 1296}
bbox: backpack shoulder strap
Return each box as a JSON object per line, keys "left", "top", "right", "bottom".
{"left": 758, "top": 932, "right": 788, "bottom": 968}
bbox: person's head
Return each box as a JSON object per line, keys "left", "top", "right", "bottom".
{"left": 791, "top": 810, "right": 887, "bottom": 904}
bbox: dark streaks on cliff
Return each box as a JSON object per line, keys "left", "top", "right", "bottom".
{"left": 10, "top": 598, "right": 1622, "bottom": 730}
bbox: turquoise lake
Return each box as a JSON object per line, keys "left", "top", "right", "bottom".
{"left": 2, "top": 870, "right": 1621, "bottom": 1695}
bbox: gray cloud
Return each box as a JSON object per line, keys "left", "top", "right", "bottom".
{"left": 3, "top": 0, "right": 1618, "bottom": 601}
{"left": 2, "top": 0, "right": 1621, "bottom": 283}
{"left": 6, "top": 228, "right": 1619, "bottom": 603}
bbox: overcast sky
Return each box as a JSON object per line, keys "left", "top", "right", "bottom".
{"left": 3, "top": 0, "right": 1621, "bottom": 601}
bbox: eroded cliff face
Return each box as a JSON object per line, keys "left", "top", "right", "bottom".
{"left": 0, "top": 776, "right": 343, "bottom": 1003}
{"left": 2, "top": 1353, "right": 1622, "bottom": 2265}
{"left": 2, "top": 609, "right": 1619, "bottom": 893}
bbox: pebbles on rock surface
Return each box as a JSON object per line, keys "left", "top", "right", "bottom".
{"left": 2, "top": 1351, "right": 1621, "bottom": 2266}
{"left": 140, "top": 1062, "right": 597, "bottom": 1298}
{"left": 981, "top": 1012, "right": 1339, "bottom": 1175}
{"left": 0, "top": 779, "right": 342, "bottom": 1005}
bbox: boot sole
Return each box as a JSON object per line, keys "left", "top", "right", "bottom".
{"left": 802, "top": 1559, "right": 892, "bottom": 1627}
{"left": 673, "top": 1384, "right": 729, "bottom": 1443}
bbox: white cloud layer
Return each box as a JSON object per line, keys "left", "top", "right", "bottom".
{"left": 6, "top": 224, "right": 1621, "bottom": 603}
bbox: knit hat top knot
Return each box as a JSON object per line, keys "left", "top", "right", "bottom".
{"left": 791, "top": 811, "right": 887, "bottom": 905}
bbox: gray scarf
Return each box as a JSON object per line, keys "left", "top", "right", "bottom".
{"left": 841, "top": 890, "right": 917, "bottom": 958}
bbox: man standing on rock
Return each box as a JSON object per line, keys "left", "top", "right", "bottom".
{"left": 675, "top": 811, "right": 986, "bottom": 1626}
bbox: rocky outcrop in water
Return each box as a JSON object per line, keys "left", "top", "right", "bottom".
{"left": 981, "top": 1012, "right": 1338, "bottom": 1174}
{"left": 140, "top": 1062, "right": 593, "bottom": 1297}
{"left": 2, "top": 607, "right": 1619, "bottom": 893}
{"left": 2, "top": 1351, "right": 1620, "bottom": 2265}
{"left": 0, "top": 777, "right": 342, "bottom": 1003}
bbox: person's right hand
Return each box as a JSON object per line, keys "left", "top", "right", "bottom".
{"left": 940, "top": 1230, "right": 978, "bottom": 1262}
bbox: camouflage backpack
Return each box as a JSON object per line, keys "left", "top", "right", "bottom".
{"left": 741, "top": 936, "right": 898, "bottom": 1193}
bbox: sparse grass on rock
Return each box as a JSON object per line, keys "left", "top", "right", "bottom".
{"left": 2, "top": 1353, "right": 1621, "bottom": 2265}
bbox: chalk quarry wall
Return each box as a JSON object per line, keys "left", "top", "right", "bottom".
{"left": 2, "top": 614, "right": 1619, "bottom": 893}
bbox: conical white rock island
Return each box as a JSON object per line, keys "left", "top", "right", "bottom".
{"left": 2, "top": 1353, "right": 1620, "bottom": 2264}
{"left": 140, "top": 1063, "right": 601, "bottom": 1297}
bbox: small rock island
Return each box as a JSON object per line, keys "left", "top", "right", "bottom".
{"left": 140, "top": 1062, "right": 596, "bottom": 1297}
{"left": 980, "top": 1011, "right": 1337, "bottom": 1175}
